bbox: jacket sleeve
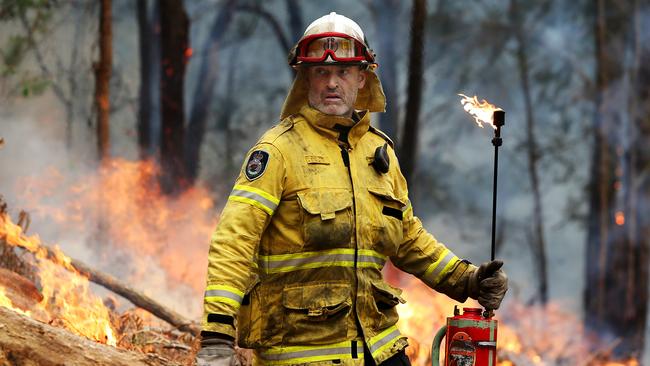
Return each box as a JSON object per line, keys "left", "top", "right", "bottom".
{"left": 202, "top": 142, "right": 285, "bottom": 337}
{"left": 388, "top": 168, "right": 477, "bottom": 303}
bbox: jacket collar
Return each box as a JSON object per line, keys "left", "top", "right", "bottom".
{"left": 298, "top": 104, "right": 370, "bottom": 148}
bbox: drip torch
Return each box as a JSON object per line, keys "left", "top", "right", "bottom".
{"left": 431, "top": 99, "right": 505, "bottom": 366}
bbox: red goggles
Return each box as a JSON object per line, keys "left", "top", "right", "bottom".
{"left": 296, "top": 32, "right": 374, "bottom": 64}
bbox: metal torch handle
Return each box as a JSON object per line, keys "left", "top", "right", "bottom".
{"left": 490, "top": 110, "right": 505, "bottom": 261}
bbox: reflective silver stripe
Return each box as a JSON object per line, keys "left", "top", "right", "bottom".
{"left": 261, "top": 343, "right": 364, "bottom": 362}
{"left": 369, "top": 327, "right": 402, "bottom": 356}
{"left": 204, "top": 289, "right": 243, "bottom": 303}
{"left": 261, "top": 249, "right": 386, "bottom": 273}
{"left": 424, "top": 251, "right": 456, "bottom": 284}
{"left": 358, "top": 254, "right": 386, "bottom": 266}
{"left": 230, "top": 189, "right": 278, "bottom": 212}
{"left": 265, "top": 253, "right": 355, "bottom": 270}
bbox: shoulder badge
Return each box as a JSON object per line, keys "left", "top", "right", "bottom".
{"left": 245, "top": 150, "right": 269, "bottom": 181}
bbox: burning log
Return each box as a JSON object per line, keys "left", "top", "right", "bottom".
{"left": 0, "top": 207, "right": 199, "bottom": 336}
{"left": 0, "top": 267, "right": 42, "bottom": 311}
{"left": 1, "top": 235, "right": 199, "bottom": 336}
{"left": 0, "top": 306, "right": 178, "bottom": 366}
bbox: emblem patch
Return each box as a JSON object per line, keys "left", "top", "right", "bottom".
{"left": 245, "top": 150, "right": 269, "bottom": 181}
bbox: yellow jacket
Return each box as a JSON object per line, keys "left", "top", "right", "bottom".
{"left": 202, "top": 104, "right": 476, "bottom": 365}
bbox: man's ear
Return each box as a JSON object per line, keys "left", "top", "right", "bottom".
{"left": 358, "top": 70, "right": 367, "bottom": 89}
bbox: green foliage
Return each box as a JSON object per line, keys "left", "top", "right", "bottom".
{"left": 0, "top": 0, "right": 56, "bottom": 98}
{"left": 0, "top": 35, "right": 27, "bottom": 75}
{"left": 0, "top": 0, "right": 53, "bottom": 20}
{"left": 20, "top": 75, "right": 50, "bottom": 97}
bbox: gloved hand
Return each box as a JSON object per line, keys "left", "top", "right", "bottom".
{"left": 468, "top": 260, "right": 508, "bottom": 310}
{"left": 195, "top": 334, "right": 240, "bottom": 366}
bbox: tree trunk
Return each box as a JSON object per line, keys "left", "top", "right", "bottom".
{"left": 374, "top": 0, "right": 400, "bottom": 141}
{"left": 94, "top": 0, "right": 112, "bottom": 162}
{"left": 585, "top": 0, "right": 649, "bottom": 359}
{"left": 184, "top": 0, "right": 236, "bottom": 186}
{"left": 150, "top": 0, "right": 162, "bottom": 154}
{"left": 510, "top": 0, "right": 548, "bottom": 305}
{"left": 285, "top": 0, "right": 303, "bottom": 43}
{"left": 159, "top": 0, "right": 189, "bottom": 194}
{"left": 625, "top": 0, "right": 650, "bottom": 357}
{"left": 399, "top": 0, "right": 426, "bottom": 185}
{"left": 136, "top": 0, "right": 153, "bottom": 160}
{"left": 221, "top": 45, "right": 240, "bottom": 178}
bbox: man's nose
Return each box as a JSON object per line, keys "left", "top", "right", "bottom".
{"left": 326, "top": 75, "right": 338, "bottom": 89}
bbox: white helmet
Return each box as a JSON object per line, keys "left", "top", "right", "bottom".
{"left": 280, "top": 13, "right": 386, "bottom": 119}
{"left": 288, "top": 12, "right": 376, "bottom": 66}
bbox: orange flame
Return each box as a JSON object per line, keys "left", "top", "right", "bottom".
{"left": 615, "top": 211, "right": 625, "bottom": 226}
{"left": 0, "top": 286, "right": 31, "bottom": 316}
{"left": 15, "top": 158, "right": 218, "bottom": 317}
{"left": 395, "top": 276, "right": 639, "bottom": 366}
{"left": 1, "top": 212, "right": 117, "bottom": 345}
{"left": 458, "top": 93, "right": 503, "bottom": 129}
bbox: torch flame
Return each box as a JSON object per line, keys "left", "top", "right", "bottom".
{"left": 458, "top": 93, "right": 503, "bottom": 129}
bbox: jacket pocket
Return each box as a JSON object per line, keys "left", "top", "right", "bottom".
{"left": 236, "top": 278, "right": 264, "bottom": 348}
{"left": 297, "top": 189, "right": 353, "bottom": 248}
{"left": 370, "top": 279, "right": 405, "bottom": 330}
{"left": 282, "top": 282, "right": 352, "bottom": 345}
{"left": 367, "top": 187, "right": 407, "bottom": 254}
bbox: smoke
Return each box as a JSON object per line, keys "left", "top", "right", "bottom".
{"left": 0, "top": 97, "right": 217, "bottom": 319}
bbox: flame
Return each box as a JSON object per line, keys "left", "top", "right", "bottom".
{"left": 1, "top": 212, "right": 117, "bottom": 345}
{"left": 458, "top": 93, "right": 503, "bottom": 129}
{"left": 15, "top": 158, "right": 218, "bottom": 316}
{"left": 0, "top": 286, "right": 31, "bottom": 316}
{"left": 2, "top": 156, "right": 642, "bottom": 364}
{"left": 395, "top": 276, "right": 639, "bottom": 366}
{"left": 615, "top": 211, "right": 625, "bottom": 226}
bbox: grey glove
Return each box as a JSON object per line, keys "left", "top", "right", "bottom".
{"left": 195, "top": 336, "right": 240, "bottom": 366}
{"left": 468, "top": 260, "right": 508, "bottom": 310}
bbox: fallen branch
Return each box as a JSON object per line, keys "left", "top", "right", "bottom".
{"left": 1, "top": 236, "right": 199, "bottom": 336}
{"left": 72, "top": 258, "right": 200, "bottom": 336}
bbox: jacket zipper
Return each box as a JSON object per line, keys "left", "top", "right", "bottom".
{"left": 340, "top": 147, "right": 357, "bottom": 268}
{"left": 341, "top": 145, "right": 364, "bottom": 344}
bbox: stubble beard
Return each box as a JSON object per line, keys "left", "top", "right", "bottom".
{"left": 309, "top": 91, "right": 357, "bottom": 117}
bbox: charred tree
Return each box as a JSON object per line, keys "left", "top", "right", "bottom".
{"left": 399, "top": 0, "right": 426, "bottom": 186}
{"left": 159, "top": 0, "right": 189, "bottom": 194}
{"left": 629, "top": 2, "right": 650, "bottom": 356}
{"left": 372, "top": 0, "right": 400, "bottom": 140}
{"left": 585, "top": 0, "right": 650, "bottom": 359}
{"left": 94, "top": 0, "right": 112, "bottom": 162}
{"left": 136, "top": 0, "right": 156, "bottom": 160}
{"left": 184, "top": 0, "right": 237, "bottom": 186}
{"left": 509, "top": 0, "right": 548, "bottom": 304}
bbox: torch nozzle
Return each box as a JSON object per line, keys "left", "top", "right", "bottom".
{"left": 493, "top": 110, "right": 505, "bottom": 127}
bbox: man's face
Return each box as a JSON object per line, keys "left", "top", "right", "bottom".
{"left": 306, "top": 65, "right": 366, "bottom": 117}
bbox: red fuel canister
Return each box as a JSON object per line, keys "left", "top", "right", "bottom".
{"left": 431, "top": 307, "right": 498, "bottom": 366}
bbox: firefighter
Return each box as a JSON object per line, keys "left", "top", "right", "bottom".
{"left": 196, "top": 12, "right": 508, "bottom": 366}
